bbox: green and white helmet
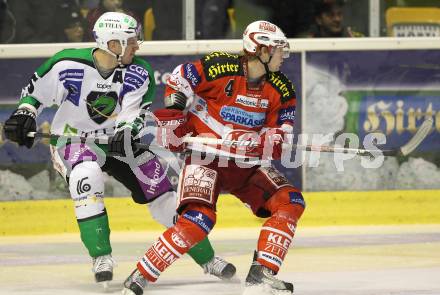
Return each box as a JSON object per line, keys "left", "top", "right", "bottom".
{"left": 93, "top": 12, "right": 142, "bottom": 59}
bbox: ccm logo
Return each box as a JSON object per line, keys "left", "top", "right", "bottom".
{"left": 223, "top": 139, "right": 259, "bottom": 148}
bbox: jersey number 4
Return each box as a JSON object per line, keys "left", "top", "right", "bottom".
{"left": 224, "top": 79, "right": 234, "bottom": 97}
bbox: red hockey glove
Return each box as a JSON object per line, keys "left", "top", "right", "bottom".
{"left": 223, "top": 130, "right": 260, "bottom": 158}
{"left": 256, "top": 128, "right": 286, "bottom": 160}
{"left": 153, "top": 109, "right": 189, "bottom": 152}
{"left": 227, "top": 129, "right": 286, "bottom": 160}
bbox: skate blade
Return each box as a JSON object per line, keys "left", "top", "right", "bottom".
{"left": 271, "top": 290, "right": 293, "bottom": 295}
{"left": 121, "top": 288, "right": 136, "bottom": 295}
{"left": 243, "top": 285, "right": 270, "bottom": 295}
{"left": 223, "top": 276, "right": 241, "bottom": 284}
{"left": 243, "top": 284, "right": 293, "bottom": 295}
{"left": 100, "top": 281, "right": 110, "bottom": 292}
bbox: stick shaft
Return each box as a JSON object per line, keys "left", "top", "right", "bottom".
{"left": 27, "top": 118, "right": 433, "bottom": 157}
{"left": 183, "top": 136, "right": 387, "bottom": 156}
{"left": 27, "top": 132, "right": 153, "bottom": 150}
{"left": 183, "top": 119, "right": 433, "bottom": 157}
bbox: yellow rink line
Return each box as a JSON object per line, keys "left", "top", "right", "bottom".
{"left": 0, "top": 190, "right": 439, "bottom": 236}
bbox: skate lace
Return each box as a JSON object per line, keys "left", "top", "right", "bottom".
{"left": 92, "top": 255, "right": 115, "bottom": 273}
{"left": 203, "top": 256, "right": 227, "bottom": 276}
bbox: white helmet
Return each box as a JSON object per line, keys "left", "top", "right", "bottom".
{"left": 93, "top": 12, "right": 142, "bottom": 59}
{"left": 243, "top": 20, "right": 290, "bottom": 58}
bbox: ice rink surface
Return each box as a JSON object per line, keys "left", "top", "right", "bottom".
{"left": 1, "top": 225, "right": 439, "bottom": 295}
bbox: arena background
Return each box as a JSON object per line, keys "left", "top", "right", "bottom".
{"left": 1, "top": 38, "right": 439, "bottom": 294}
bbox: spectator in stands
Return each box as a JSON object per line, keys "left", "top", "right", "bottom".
{"left": 307, "top": 0, "right": 364, "bottom": 38}
{"left": 54, "top": 1, "right": 86, "bottom": 42}
{"left": 61, "top": 10, "right": 86, "bottom": 42}
{"left": 8, "top": 0, "right": 58, "bottom": 43}
{"left": 85, "top": 0, "right": 139, "bottom": 41}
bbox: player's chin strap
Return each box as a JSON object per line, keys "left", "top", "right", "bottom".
{"left": 101, "top": 45, "right": 125, "bottom": 66}
{"left": 257, "top": 45, "right": 277, "bottom": 76}
{"left": 257, "top": 55, "right": 272, "bottom": 77}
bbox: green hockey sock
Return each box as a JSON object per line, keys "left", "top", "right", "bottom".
{"left": 187, "top": 236, "right": 215, "bottom": 266}
{"left": 77, "top": 211, "right": 112, "bottom": 258}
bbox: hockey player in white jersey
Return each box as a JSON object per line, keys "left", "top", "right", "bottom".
{"left": 3, "top": 12, "right": 235, "bottom": 289}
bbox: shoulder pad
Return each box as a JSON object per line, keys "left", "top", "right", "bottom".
{"left": 52, "top": 48, "right": 94, "bottom": 64}
{"left": 268, "top": 71, "right": 296, "bottom": 103}
{"left": 201, "top": 52, "right": 243, "bottom": 81}
{"left": 120, "top": 63, "right": 151, "bottom": 98}
{"left": 132, "top": 57, "right": 154, "bottom": 74}
{"left": 37, "top": 48, "right": 94, "bottom": 77}
{"left": 123, "top": 58, "right": 153, "bottom": 89}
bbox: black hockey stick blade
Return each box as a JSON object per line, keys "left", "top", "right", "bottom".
{"left": 381, "top": 118, "right": 433, "bottom": 157}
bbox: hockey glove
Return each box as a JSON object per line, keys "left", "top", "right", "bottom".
{"left": 254, "top": 128, "right": 286, "bottom": 160}
{"left": 3, "top": 108, "right": 37, "bottom": 148}
{"left": 153, "top": 109, "right": 189, "bottom": 152}
{"left": 108, "top": 127, "right": 140, "bottom": 157}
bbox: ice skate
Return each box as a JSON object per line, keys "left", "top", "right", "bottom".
{"left": 92, "top": 254, "right": 115, "bottom": 290}
{"left": 244, "top": 251, "right": 293, "bottom": 294}
{"left": 202, "top": 255, "right": 237, "bottom": 281}
{"left": 122, "top": 268, "right": 148, "bottom": 295}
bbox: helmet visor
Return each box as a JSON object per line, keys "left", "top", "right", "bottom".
{"left": 277, "top": 39, "right": 290, "bottom": 58}
{"left": 125, "top": 23, "right": 143, "bottom": 45}
{"left": 135, "top": 23, "right": 144, "bottom": 45}
{"left": 269, "top": 40, "right": 290, "bottom": 59}
{"left": 282, "top": 42, "right": 290, "bottom": 58}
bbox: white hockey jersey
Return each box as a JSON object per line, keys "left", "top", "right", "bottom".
{"left": 18, "top": 48, "right": 155, "bottom": 142}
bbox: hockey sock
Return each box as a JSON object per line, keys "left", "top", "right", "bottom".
{"left": 257, "top": 189, "right": 305, "bottom": 273}
{"left": 137, "top": 205, "right": 216, "bottom": 282}
{"left": 78, "top": 212, "right": 112, "bottom": 257}
{"left": 147, "top": 191, "right": 215, "bottom": 266}
{"left": 69, "top": 161, "right": 110, "bottom": 257}
{"left": 187, "top": 237, "right": 215, "bottom": 266}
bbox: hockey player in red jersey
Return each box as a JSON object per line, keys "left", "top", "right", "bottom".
{"left": 122, "top": 20, "right": 305, "bottom": 295}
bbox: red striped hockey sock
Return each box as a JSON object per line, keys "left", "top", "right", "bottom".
{"left": 137, "top": 227, "right": 189, "bottom": 282}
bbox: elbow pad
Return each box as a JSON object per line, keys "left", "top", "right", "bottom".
{"left": 164, "top": 91, "right": 187, "bottom": 111}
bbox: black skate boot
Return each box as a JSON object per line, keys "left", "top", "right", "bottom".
{"left": 245, "top": 251, "right": 293, "bottom": 293}
{"left": 122, "top": 268, "right": 148, "bottom": 295}
{"left": 202, "top": 256, "right": 237, "bottom": 280}
{"left": 92, "top": 254, "right": 115, "bottom": 289}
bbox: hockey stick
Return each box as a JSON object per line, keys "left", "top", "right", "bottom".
{"left": 182, "top": 118, "right": 433, "bottom": 157}
{"left": 26, "top": 131, "right": 156, "bottom": 151}
{"left": 27, "top": 118, "right": 433, "bottom": 157}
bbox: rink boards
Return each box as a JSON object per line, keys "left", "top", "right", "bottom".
{"left": 1, "top": 189, "right": 439, "bottom": 236}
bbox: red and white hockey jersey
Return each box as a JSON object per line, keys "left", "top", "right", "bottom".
{"left": 165, "top": 51, "right": 297, "bottom": 158}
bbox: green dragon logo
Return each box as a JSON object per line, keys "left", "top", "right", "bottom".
{"left": 86, "top": 91, "right": 118, "bottom": 124}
